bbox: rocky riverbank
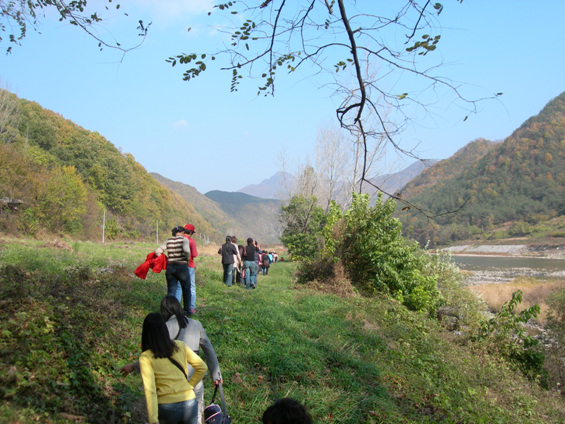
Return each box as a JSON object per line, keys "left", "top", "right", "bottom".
{"left": 444, "top": 242, "right": 565, "bottom": 286}
{"left": 446, "top": 242, "right": 565, "bottom": 259}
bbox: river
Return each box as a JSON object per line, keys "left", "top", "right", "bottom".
{"left": 452, "top": 255, "right": 565, "bottom": 285}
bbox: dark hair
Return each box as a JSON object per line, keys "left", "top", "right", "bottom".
{"left": 247, "top": 237, "right": 254, "bottom": 244}
{"left": 262, "top": 398, "right": 312, "bottom": 424}
{"left": 141, "top": 313, "right": 178, "bottom": 358}
{"left": 225, "top": 236, "right": 232, "bottom": 243}
{"left": 231, "top": 236, "right": 237, "bottom": 243}
{"left": 172, "top": 226, "right": 184, "bottom": 236}
{"left": 160, "top": 296, "right": 188, "bottom": 330}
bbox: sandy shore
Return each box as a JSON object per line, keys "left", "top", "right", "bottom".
{"left": 445, "top": 243, "right": 565, "bottom": 259}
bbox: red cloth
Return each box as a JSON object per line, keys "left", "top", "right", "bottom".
{"left": 134, "top": 252, "right": 168, "bottom": 279}
{"left": 184, "top": 235, "right": 198, "bottom": 268}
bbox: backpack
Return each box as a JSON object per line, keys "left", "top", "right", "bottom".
{"left": 204, "top": 383, "right": 231, "bottom": 424}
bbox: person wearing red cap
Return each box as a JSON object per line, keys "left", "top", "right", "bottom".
{"left": 183, "top": 224, "right": 198, "bottom": 315}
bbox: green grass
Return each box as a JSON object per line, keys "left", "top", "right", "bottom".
{"left": 1, "top": 238, "right": 565, "bottom": 423}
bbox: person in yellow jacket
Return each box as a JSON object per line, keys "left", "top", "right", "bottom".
{"left": 139, "top": 312, "right": 207, "bottom": 424}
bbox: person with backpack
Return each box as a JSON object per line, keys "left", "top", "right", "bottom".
{"left": 242, "top": 237, "right": 259, "bottom": 289}
{"left": 261, "top": 251, "right": 271, "bottom": 275}
{"left": 230, "top": 236, "right": 243, "bottom": 286}
{"left": 138, "top": 313, "right": 207, "bottom": 424}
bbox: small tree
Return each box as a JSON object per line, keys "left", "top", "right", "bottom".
{"left": 282, "top": 191, "right": 442, "bottom": 313}
{"left": 339, "top": 192, "right": 440, "bottom": 313}
{"left": 473, "top": 290, "right": 544, "bottom": 379}
{"left": 279, "top": 195, "right": 326, "bottom": 260}
{"left": 170, "top": 1, "right": 495, "bottom": 198}
{"left": 546, "top": 289, "right": 565, "bottom": 344}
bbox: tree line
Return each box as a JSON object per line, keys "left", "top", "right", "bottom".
{"left": 397, "top": 92, "right": 565, "bottom": 246}
{"left": 0, "top": 89, "right": 219, "bottom": 241}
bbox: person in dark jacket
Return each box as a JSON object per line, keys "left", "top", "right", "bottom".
{"left": 261, "top": 251, "right": 271, "bottom": 275}
{"left": 218, "top": 236, "right": 239, "bottom": 287}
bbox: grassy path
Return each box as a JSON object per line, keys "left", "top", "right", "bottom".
{"left": 1, "top": 239, "right": 565, "bottom": 423}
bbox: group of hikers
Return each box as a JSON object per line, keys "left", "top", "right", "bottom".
{"left": 217, "top": 236, "right": 280, "bottom": 289}
{"left": 129, "top": 224, "right": 310, "bottom": 424}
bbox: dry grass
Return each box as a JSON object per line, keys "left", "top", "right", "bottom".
{"left": 467, "top": 277, "right": 565, "bottom": 323}
{"left": 303, "top": 260, "right": 358, "bottom": 298}
{"left": 198, "top": 242, "right": 287, "bottom": 257}
{"left": 199, "top": 243, "right": 221, "bottom": 257}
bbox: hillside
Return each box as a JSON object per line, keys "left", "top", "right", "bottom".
{"left": 205, "top": 190, "right": 283, "bottom": 244}
{"left": 0, "top": 89, "right": 216, "bottom": 241}
{"left": 150, "top": 173, "right": 240, "bottom": 242}
{"left": 399, "top": 139, "right": 497, "bottom": 199}
{"left": 399, "top": 92, "right": 565, "bottom": 246}
{"left": 1, "top": 239, "right": 565, "bottom": 423}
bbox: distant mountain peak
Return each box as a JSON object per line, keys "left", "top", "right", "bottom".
{"left": 238, "top": 171, "right": 293, "bottom": 199}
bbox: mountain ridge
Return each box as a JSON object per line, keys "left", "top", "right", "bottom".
{"left": 398, "top": 91, "right": 565, "bottom": 246}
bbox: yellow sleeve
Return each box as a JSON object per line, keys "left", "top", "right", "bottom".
{"left": 185, "top": 344, "right": 208, "bottom": 389}
{"left": 139, "top": 354, "right": 159, "bottom": 424}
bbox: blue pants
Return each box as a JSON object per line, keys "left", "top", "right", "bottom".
{"left": 166, "top": 263, "right": 191, "bottom": 314}
{"left": 175, "top": 267, "right": 196, "bottom": 310}
{"left": 157, "top": 398, "right": 198, "bottom": 424}
{"left": 243, "top": 260, "right": 258, "bottom": 289}
{"left": 223, "top": 263, "right": 234, "bottom": 286}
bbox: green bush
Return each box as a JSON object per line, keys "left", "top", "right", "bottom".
{"left": 426, "top": 250, "right": 486, "bottom": 333}
{"left": 283, "top": 193, "right": 443, "bottom": 314}
{"left": 279, "top": 195, "right": 327, "bottom": 260}
{"left": 338, "top": 193, "right": 441, "bottom": 314}
{"left": 473, "top": 290, "right": 545, "bottom": 379}
{"left": 546, "top": 289, "right": 565, "bottom": 343}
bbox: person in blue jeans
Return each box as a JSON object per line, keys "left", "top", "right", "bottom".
{"left": 174, "top": 224, "right": 199, "bottom": 315}
{"left": 138, "top": 312, "right": 206, "bottom": 424}
{"left": 218, "top": 236, "right": 238, "bottom": 287}
{"left": 242, "top": 237, "right": 259, "bottom": 289}
{"left": 155, "top": 226, "right": 192, "bottom": 315}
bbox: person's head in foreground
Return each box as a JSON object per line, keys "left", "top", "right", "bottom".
{"left": 262, "top": 398, "right": 312, "bottom": 424}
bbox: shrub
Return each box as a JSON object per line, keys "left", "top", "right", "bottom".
{"left": 473, "top": 290, "right": 545, "bottom": 379}
{"left": 546, "top": 289, "right": 565, "bottom": 343}
{"left": 427, "top": 250, "right": 487, "bottom": 333}
{"left": 338, "top": 193, "right": 441, "bottom": 314}
{"left": 279, "top": 195, "right": 326, "bottom": 260}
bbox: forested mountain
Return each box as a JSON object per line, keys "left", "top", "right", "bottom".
{"left": 364, "top": 159, "right": 438, "bottom": 200}
{"left": 398, "top": 139, "right": 498, "bottom": 200}
{"left": 205, "top": 191, "right": 283, "bottom": 244}
{"left": 150, "top": 173, "right": 243, "bottom": 242}
{"left": 399, "top": 92, "right": 565, "bottom": 246}
{"left": 0, "top": 89, "right": 219, "bottom": 242}
{"left": 4, "top": 85, "right": 563, "bottom": 247}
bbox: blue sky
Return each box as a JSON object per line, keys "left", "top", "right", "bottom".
{"left": 1, "top": 1, "right": 564, "bottom": 194}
